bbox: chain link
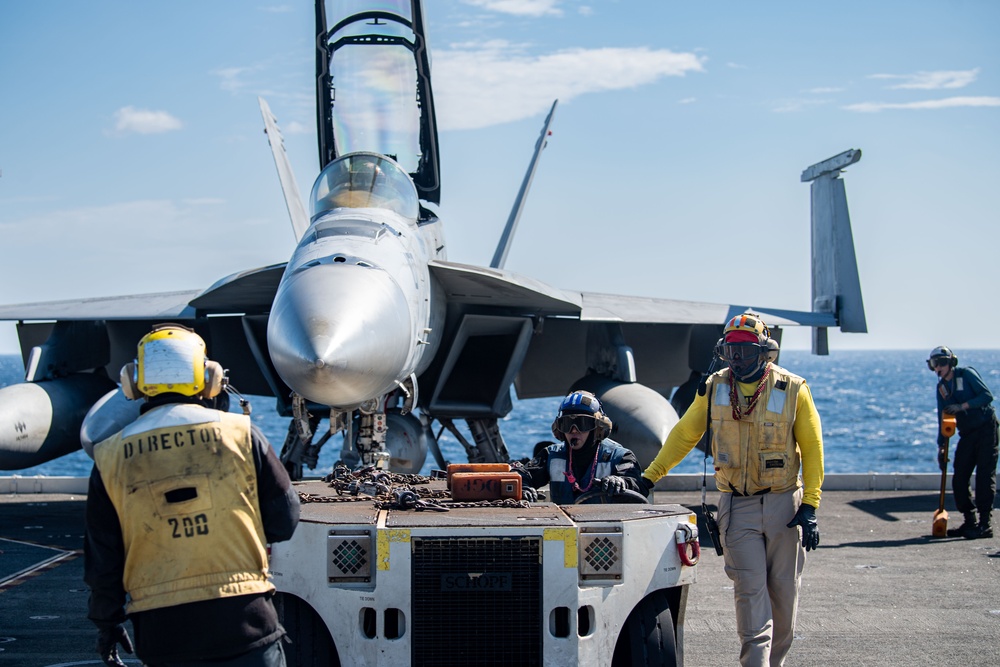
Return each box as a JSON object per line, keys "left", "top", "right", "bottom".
{"left": 296, "top": 464, "right": 531, "bottom": 511}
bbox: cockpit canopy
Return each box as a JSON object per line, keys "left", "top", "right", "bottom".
{"left": 310, "top": 152, "right": 419, "bottom": 221}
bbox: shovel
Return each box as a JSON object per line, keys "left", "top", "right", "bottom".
{"left": 931, "top": 414, "right": 957, "bottom": 538}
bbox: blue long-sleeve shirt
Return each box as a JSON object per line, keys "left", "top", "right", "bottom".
{"left": 937, "top": 366, "right": 996, "bottom": 434}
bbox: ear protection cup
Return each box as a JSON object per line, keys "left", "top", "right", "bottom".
{"left": 200, "top": 360, "right": 225, "bottom": 399}
{"left": 594, "top": 413, "right": 612, "bottom": 441}
{"left": 120, "top": 362, "right": 141, "bottom": 400}
{"left": 951, "top": 354, "right": 958, "bottom": 367}
{"left": 123, "top": 358, "right": 225, "bottom": 400}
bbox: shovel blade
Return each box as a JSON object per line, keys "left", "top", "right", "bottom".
{"left": 932, "top": 508, "right": 949, "bottom": 538}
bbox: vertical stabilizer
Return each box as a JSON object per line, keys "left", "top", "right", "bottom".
{"left": 259, "top": 97, "right": 310, "bottom": 242}
{"left": 802, "top": 149, "right": 867, "bottom": 354}
{"left": 490, "top": 100, "right": 558, "bottom": 269}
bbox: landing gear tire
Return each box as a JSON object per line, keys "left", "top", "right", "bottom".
{"left": 611, "top": 590, "right": 677, "bottom": 667}
{"left": 274, "top": 592, "right": 341, "bottom": 667}
{"left": 574, "top": 488, "right": 650, "bottom": 505}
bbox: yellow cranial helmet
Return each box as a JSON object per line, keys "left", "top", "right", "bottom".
{"left": 135, "top": 324, "right": 209, "bottom": 397}
{"left": 723, "top": 313, "right": 769, "bottom": 343}
{"left": 720, "top": 313, "right": 771, "bottom": 381}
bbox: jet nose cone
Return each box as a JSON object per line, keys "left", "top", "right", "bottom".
{"left": 267, "top": 263, "right": 413, "bottom": 408}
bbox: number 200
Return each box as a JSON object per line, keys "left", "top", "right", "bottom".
{"left": 168, "top": 514, "right": 209, "bottom": 538}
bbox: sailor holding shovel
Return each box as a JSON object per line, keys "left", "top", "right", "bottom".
{"left": 928, "top": 346, "right": 998, "bottom": 539}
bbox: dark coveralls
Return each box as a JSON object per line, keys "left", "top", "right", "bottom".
{"left": 937, "top": 366, "right": 1000, "bottom": 522}
{"left": 84, "top": 395, "right": 301, "bottom": 666}
{"left": 519, "top": 438, "right": 645, "bottom": 503}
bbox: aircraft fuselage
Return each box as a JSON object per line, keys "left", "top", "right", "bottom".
{"left": 266, "top": 152, "right": 445, "bottom": 410}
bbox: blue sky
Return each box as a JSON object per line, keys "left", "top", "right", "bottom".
{"left": 1, "top": 0, "right": 998, "bottom": 358}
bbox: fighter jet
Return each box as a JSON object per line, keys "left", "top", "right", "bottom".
{"left": 0, "top": 0, "right": 866, "bottom": 477}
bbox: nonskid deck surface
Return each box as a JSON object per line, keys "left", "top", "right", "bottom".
{"left": 1, "top": 489, "right": 997, "bottom": 667}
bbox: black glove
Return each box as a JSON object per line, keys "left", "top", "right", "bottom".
{"left": 937, "top": 446, "right": 948, "bottom": 472}
{"left": 521, "top": 485, "right": 538, "bottom": 502}
{"left": 601, "top": 475, "right": 627, "bottom": 495}
{"left": 96, "top": 624, "right": 133, "bottom": 667}
{"left": 640, "top": 476, "right": 655, "bottom": 497}
{"left": 943, "top": 403, "right": 964, "bottom": 414}
{"left": 786, "top": 503, "right": 820, "bottom": 551}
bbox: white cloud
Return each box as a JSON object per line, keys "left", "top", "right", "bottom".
{"left": 869, "top": 68, "right": 980, "bottom": 90}
{"left": 678, "top": 97, "right": 697, "bottom": 105}
{"left": 214, "top": 66, "right": 259, "bottom": 94}
{"left": 843, "top": 96, "right": 1000, "bottom": 112}
{"left": 807, "top": 86, "right": 845, "bottom": 94}
{"left": 111, "top": 107, "right": 182, "bottom": 135}
{"left": 434, "top": 42, "right": 705, "bottom": 130}
{"left": 463, "top": 0, "right": 563, "bottom": 17}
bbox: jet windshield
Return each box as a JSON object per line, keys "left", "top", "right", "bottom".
{"left": 328, "top": 3, "right": 420, "bottom": 173}
{"left": 310, "top": 153, "right": 419, "bottom": 220}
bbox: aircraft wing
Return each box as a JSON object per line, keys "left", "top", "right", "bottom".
{"left": 431, "top": 260, "right": 835, "bottom": 325}
{"left": 0, "top": 292, "right": 202, "bottom": 321}
{"left": 0, "top": 259, "right": 833, "bottom": 400}
{"left": 0, "top": 263, "right": 289, "bottom": 399}
{"left": 0, "top": 263, "right": 286, "bottom": 323}
{"left": 425, "top": 260, "right": 832, "bottom": 401}
{"left": 429, "top": 260, "right": 580, "bottom": 313}
{"left": 579, "top": 292, "right": 837, "bottom": 327}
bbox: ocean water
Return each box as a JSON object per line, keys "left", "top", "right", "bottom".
{"left": 4, "top": 350, "right": 999, "bottom": 478}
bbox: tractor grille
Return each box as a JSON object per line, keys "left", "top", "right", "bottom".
{"left": 579, "top": 531, "right": 623, "bottom": 581}
{"left": 411, "top": 537, "right": 541, "bottom": 666}
{"left": 327, "top": 533, "right": 372, "bottom": 583}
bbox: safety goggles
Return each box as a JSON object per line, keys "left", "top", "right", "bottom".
{"left": 928, "top": 357, "right": 950, "bottom": 370}
{"left": 718, "top": 342, "right": 764, "bottom": 363}
{"left": 555, "top": 414, "right": 598, "bottom": 433}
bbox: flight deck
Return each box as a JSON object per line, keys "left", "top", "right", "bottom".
{"left": 1, "top": 482, "right": 997, "bottom": 667}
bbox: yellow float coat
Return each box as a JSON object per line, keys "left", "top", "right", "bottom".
{"left": 94, "top": 403, "right": 273, "bottom": 613}
{"left": 644, "top": 364, "right": 824, "bottom": 508}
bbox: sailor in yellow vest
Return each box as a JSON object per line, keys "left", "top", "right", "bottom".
{"left": 84, "top": 324, "right": 300, "bottom": 667}
{"left": 642, "top": 314, "right": 823, "bottom": 667}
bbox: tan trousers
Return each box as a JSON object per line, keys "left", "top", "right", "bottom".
{"left": 718, "top": 489, "right": 806, "bottom": 667}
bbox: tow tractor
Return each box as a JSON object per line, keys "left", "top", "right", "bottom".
{"left": 269, "top": 464, "right": 700, "bottom": 666}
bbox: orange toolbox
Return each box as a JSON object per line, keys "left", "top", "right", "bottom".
{"left": 446, "top": 462, "right": 510, "bottom": 489}
{"left": 449, "top": 472, "right": 522, "bottom": 501}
